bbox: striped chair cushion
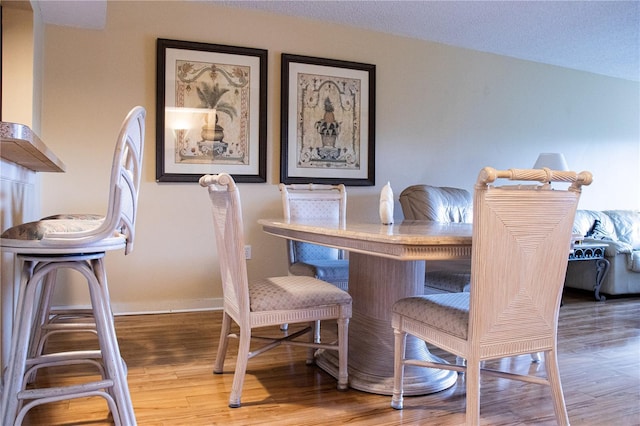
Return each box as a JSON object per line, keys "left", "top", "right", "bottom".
{"left": 249, "top": 275, "right": 351, "bottom": 312}
{"left": 393, "top": 293, "right": 470, "bottom": 339}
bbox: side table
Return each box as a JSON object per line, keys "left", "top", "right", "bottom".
{"left": 567, "top": 243, "right": 610, "bottom": 301}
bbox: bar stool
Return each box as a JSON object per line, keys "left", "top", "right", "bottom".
{"left": 0, "top": 106, "right": 145, "bottom": 425}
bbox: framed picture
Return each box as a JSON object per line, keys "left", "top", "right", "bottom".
{"left": 156, "top": 38, "right": 267, "bottom": 182}
{"left": 281, "top": 54, "right": 376, "bottom": 186}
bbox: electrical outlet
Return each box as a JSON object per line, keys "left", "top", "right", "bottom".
{"left": 244, "top": 245, "right": 252, "bottom": 259}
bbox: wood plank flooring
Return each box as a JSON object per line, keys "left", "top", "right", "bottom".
{"left": 20, "top": 290, "right": 640, "bottom": 425}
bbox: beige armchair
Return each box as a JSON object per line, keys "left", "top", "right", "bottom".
{"left": 399, "top": 184, "right": 472, "bottom": 293}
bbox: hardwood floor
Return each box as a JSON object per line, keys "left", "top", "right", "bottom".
{"left": 20, "top": 290, "right": 640, "bottom": 425}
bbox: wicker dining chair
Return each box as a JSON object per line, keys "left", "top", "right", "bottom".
{"left": 200, "top": 174, "right": 352, "bottom": 408}
{"left": 0, "top": 106, "right": 145, "bottom": 425}
{"left": 279, "top": 183, "right": 349, "bottom": 291}
{"left": 278, "top": 183, "right": 349, "bottom": 335}
{"left": 391, "top": 167, "right": 592, "bottom": 425}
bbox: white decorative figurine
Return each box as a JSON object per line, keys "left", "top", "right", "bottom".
{"left": 379, "top": 181, "right": 394, "bottom": 225}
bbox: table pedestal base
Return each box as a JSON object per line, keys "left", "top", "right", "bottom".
{"left": 316, "top": 334, "right": 458, "bottom": 396}
{"left": 316, "top": 252, "right": 458, "bottom": 395}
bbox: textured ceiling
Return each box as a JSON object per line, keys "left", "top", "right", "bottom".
{"left": 30, "top": 0, "right": 640, "bottom": 82}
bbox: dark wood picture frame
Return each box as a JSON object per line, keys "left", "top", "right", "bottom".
{"left": 156, "top": 38, "right": 267, "bottom": 183}
{"left": 281, "top": 54, "right": 376, "bottom": 186}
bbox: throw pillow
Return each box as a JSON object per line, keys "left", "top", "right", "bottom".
{"left": 585, "top": 219, "right": 614, "bottom": 240}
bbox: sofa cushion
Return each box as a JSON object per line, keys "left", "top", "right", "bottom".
{"left": 604, "top": 210, "right": 640, "bottom": 250}
{"left": 585, "top": 219, "right": 615, "bottom": 240}
{"left": 573, "top": 210, "right": 617, "bottom": 239}
{"left": 399, "top": 185, "right": 472, "bottom": 222}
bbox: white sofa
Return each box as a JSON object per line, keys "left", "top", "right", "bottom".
{"left": 566, "top": 210, "right": 640, "bottom": 296}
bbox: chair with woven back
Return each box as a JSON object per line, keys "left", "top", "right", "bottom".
{"left": 391, "top": 167, "right": 592, "bottom": 425}
{"left": 0, "top": 106, "right": 145, "bottom": 425}
{"left": 200, "top": 174, "right": 352, "bottom": 408}
{"left": 278, "top": 183, "right": 350, "bottom": 335}
{"left": 279, "top": 183, "right": 349, "bottom": 291}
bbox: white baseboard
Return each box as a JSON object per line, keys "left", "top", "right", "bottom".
{"left": 53, "top": 298, "right": 224, "bottom": 316}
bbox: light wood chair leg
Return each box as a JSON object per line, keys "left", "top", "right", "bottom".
{"left": 213, "top": 312, "right": 232, "bottom": 374}
{"left": 465, "top": 360, "right": 481, "bottom": 426}
{"left": 314, "top": 320, "right": 321, "bottom": 343}
{"left": 229, "top": 327, "right": 251, "bottom": 408}
{"left": 306, "top": 321, "right": 316, "bottom": 365}
{"left": 337, "top": 316, "right": 349, "bottom": 390}
{"left": 391, "top": 328, "right": 406, "bottom": 409}
{"left": 544, "top": 349, "right": 570, "bottom": 426}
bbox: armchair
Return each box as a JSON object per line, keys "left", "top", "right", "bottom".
{"left": 399, "top": 184, "right": 472, "bottom": 293}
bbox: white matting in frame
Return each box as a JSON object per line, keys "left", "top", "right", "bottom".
{"left": 156, "top": 39, "right": 267, "bottom": 182}
{"left": 281, "top": 54, "right": 375, "bottom": 186}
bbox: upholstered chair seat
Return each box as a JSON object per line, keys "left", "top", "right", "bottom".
{"left": 249, "top": 275, "right": 351, "bottom": 312}
{"left": 392, "top": 293, "right": 470, "bottom": 339}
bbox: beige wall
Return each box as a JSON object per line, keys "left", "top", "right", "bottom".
{"left": 30, "top": 2, "right": 640, "bottom": 313}
{"left": 2, "top": 6, "right": 34, "bottom": 126}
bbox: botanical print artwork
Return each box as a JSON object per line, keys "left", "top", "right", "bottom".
{"left": 296, "top": 72, "right": 361, "bottom": 170}
{"left": 174, "top": 60, "right": 250, "bottom": 165}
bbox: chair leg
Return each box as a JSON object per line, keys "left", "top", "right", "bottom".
{"left": 544, "top": 349, "right": 570, "bottom": 426}
{"left": 89, "top": 258, "right": 135, "bottom": 425}
{"left": 2, "top": 258, "right": 134, "bottom": 425}
{"left": 306, "top": 321, "right": 316, "bottom": 365}
{"left": 337, "top": 316, "right": 349, "bottom": 390}
{"left": 465, "top": 360, "right": 481, "bottom": 426}
{"left": 1, "top": 260, "right": 40, "bottom": 424}
{"left": 228, "top": 327, "right": 251, "bottom": 408}
{"left": 27, "top": 270, "right": 83, "bottom": 385}
{"left": 213, "top": 312, "right": 232, "bottom": 374}
{"left": 28, "top": 270, "right": 58, "bottom": 364}
{"left": 391, "top": 328, "right": 407, "bottom": 409}
{"left": 23, "top": 258, "right": 134, "bottom": 425}
{"left": 314, "top": 319, "right": 321, "bottom": 343}
{"left": 32, "top": 268, "right": 100, "bottom": 350}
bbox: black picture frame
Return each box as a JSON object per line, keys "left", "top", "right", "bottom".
{"left": 281, "top": 54, "right": 376, "bottom": 186}
{"left": 156, "top": 38, "right": 267, "bottom": 183}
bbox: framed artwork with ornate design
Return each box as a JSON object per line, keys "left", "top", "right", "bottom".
{"left": 156, "top": 38, "right": 267, "bottom": 182}
{"left": 281, "top": 54, "right": 376, "bottom": 186}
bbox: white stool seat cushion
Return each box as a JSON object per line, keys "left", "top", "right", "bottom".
{"left": 250, "top": 276, "right": 352, "bottom": 312}
{"left": 393, "top": 293, "right": 470, "bottom": 340}
{"left": 1, "top": 219, "right": 106, "bottom": 241}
